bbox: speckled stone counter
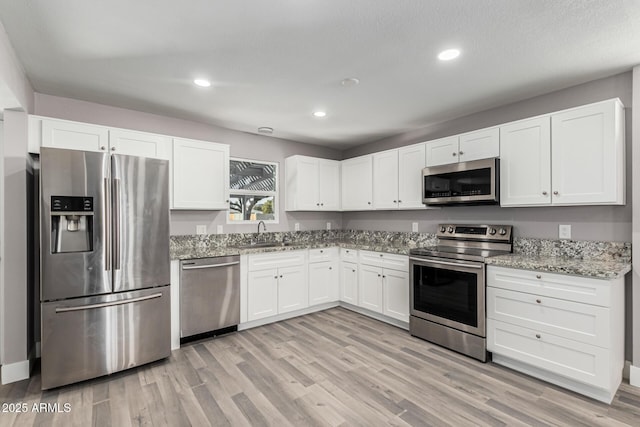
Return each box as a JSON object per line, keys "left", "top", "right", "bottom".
{"left": 486, "top": 237, "right": 631, "bottom": 279}
{"left": 170, "top": 229, "right": 437, "bottom": 260}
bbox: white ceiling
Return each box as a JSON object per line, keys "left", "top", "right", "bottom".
{"left": 1, "top": 1, "right": 639, "bottom": 149}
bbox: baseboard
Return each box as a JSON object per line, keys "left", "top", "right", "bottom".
{"left": 238, "top": 302, "right": 340, "bottom": 331}
{"left": 630, "top": 364, "right": 640, "bottom": 387}
{"left": 339, "top": 302, "right": 409, "bottom": 331}
{"left": 1, "top": 359, "right": 30, "bottom": 385}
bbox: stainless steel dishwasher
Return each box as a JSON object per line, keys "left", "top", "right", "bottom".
{"left": 180, "top": 256, "right": 240, "bottom": 339}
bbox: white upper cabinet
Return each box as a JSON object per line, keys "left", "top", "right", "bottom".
{"left": 500, "top": 99, "right": 625, "bottom": 207}
{"left": 426, "top": 128, "right": 499, "bottom": 167}
{"left": 172, "top": 137, "right": 230, "bottom": 210}
{"left": 398, "top": 143, "right": 427, "bottom": 209}
{"left": 285, "top": 155, "right": 340, "bottom": 211}
{"left": 33, "top": 116, "right": 170, "bottom": 160}
{"left": 373, "top": 150, "right": 399, "bottom": 209}
{"left": 341, "top": 155, "right": 373, "bottom": 210}
{"left": 108, "top": 129, "right": 171, "bottom": 159}
{"left": 500, "top": 116, "right": 552, "bottom": 206}
{"left": 550, "top": 99, "right": 625, "bottom": 205}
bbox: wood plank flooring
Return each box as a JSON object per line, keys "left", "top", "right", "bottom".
{"left": 1, "top": 307, "right": 640, "bottom": 426}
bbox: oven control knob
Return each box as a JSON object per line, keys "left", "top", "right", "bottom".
{"left": 440, "top": 226, "right": 446, "bottom": 233}
{"left": 499, "top": 228, "right": 507, "bottom": 235}
{"left": 488, "top": 228, "right": 497, "bottom": 235}
{"left": 447, "top": 226, "right": 454, "bottom": 233}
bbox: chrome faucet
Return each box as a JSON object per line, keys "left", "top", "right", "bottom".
{"left": 257, "top": 220, "right": 267, "bottom": 234}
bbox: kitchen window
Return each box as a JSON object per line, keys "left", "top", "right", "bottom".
{"left": 228, "top": 159, "right": 278, "bottom": 223}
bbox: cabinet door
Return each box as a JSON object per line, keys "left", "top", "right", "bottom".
{"left": 358, "top": 265, "right": 383, "bottom": 313}
{"left": 247, "top": 269, "right": 278, "bottom": 321}
{"left": 458, "top": 127, "right": 499, "bottom": 162}
{"left": 373, "top": 150, "right": 399, "bottom": 209}
{"left": 318, "top": 159, "right": 341, "bottom": 210}
{"left": 278, "top": 265, "right": 308, "bottom": 314}
{"left": 309, "top": 261, "right": 339, "bottom": 306}
{"left": 383, "top": 269, "right": 409, "bottom": 322}
{"left": 109, "top": 129, "right": 171, "bottom": 160}
{"left": 172, "top": 137, "right": 229, "bottom": 210}
{"left": 340, "top": 262, "right": 358, "bottom": 304}
{"left": 397, "top": 143, "right": 426, "bottom": 209}
{"left": 500, "top": 117, "right": 551, "bottom": 206}
{"left": 286, "top": 156, "right": 319, "bottom": 210}
{"left": 425, "top": 136, "right": 458, "bottom": 167}
{"left": 551, "top": 100, "right": 624, "bottom": 205}
{"left": 341, "top": 155, "right": 373, "bottom": 210}
{"left": 41, "top": 119, "right": 109, "bottom": 153}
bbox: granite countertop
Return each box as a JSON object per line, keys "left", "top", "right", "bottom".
{"left": 485, "top": 253, "right": 631, "bottom": 280}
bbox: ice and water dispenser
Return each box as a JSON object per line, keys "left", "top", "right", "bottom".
{"left": 50, "top": 196, "right": 94, "bottom": 253}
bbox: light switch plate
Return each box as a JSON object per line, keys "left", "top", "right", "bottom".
{"left": 326, "top": 222, "right": 331, "bottom": 230}
{"left": 412, "top": 222, "right": 419, "bottom": 232}
{"left": 216, "top": 225, "right": 223, "bottom": 234}
{"left": 196, "top": 225, "right": 207, "bottom": 235}
{"left": 294, "top": 223, "right": 300, "bottom": 231}
{"left": 559, "top": 224, "right": 571, "bottom": 240}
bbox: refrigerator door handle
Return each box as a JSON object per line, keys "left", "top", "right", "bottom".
{"left": 104, "top": 177, "right": 111, "bottom": 271}
{"left": 113, "top": 178, "right": 121, "bottom": 270}
{"left": 55, "top": 293, "right": 163, "bottom": 313}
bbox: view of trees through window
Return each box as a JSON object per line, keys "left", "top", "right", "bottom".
{"left": 228, "top": 159, "right": 277, "bottom": 222}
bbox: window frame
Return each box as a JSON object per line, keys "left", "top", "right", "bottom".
{"left": 227, "top": 157, "right": 279, "bottom": 225}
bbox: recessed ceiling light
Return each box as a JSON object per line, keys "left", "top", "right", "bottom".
{"left": 341, "top": 77, "right": 360, "bottom": 87}
{"left": 437, "top": 49, "right": 461, "bottom": 61}
{"left": 193, "top": 79, "right": 211, "bottom": 87}
{"left": 313, "top": 111, "right": 327, "bottom": 118}
{"left": 258, "top": 127, "right": 274, "bottom": 135}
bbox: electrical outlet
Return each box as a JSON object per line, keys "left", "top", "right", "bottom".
{"left": 412, "top": 222, "right": 419, "bottom": 232}
{"left": 196, "top": 225, "right": 207, "bottom": 235}
{"left": 294, "top": 223, "right": 300, "bottom": 231}
{"left": 559, "top": 224, "right": 571, "bottom": 240}
{"left": 216, "top": 225, "right": 223, "bottom": 234}
{"left": 326, "top": 222, "right": 331, "bottom": 230}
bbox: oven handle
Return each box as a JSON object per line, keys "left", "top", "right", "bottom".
{"left": 409, "top": 257, "right": 483, "bottom": 270}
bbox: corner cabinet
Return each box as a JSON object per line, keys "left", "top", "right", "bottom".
{"left": 486, "top": 266, "right": 625, "bottom": 403}
{"left": 285, "top": 155, "right": 340, "bottom": 211}
{"left": 500, "top": 99, "right": 625, "bottom": 207}
{"left": 172, "top": 137, "right": 230, "bottom": 210}
{"left": 341, "top": 155, "right": 373, "bottom": 210}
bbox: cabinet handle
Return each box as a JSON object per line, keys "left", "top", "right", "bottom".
{"left": 377, "top": 274, "right": 381, "bottom": 277}
{"left": 536, "top": 274, "right": 542, "bottom": 279}
{"left": 398, "top": 200, "right": 402, "bottom": 203}
{"left": 100, "top": 146, "right": 106, "bottom": 151}
{"left": 225, "top": 199, "right": 229, "bottom": 203}
{"left": 320, "top": 250, "right": 323, "bottom": 253}
{"left": 542, "top": 191, "right": 548, "bottom": 196}
{"left": 536, "top": 299, "right": 542, "bottom": 304}
{"left": 553, "top": 191, "right": 559, "bottom": 195}
{"left": 379, "top": 254, "right": 383, "bottom": 257}
{"left": 280, "top": 275, "right": 283, "bottom": 278}
{"left": 459, "top": 151, "right": 464, "bottom": 155}
{"left": 452, "top": 152, "right": 457, "bottom": 157}
{"left": 393, "top": 200, "right": 397, "bottom": 203}
{"left": 274, "top": 276, "right": 278, "bottom": 279}
{"left": 111, "top": 147, "right": 116, "bottom": 151}
{"left": 321, "top": 203, "right": 324, "bottom": 206}
{"left": 535, "top": 334, "right": 541, "bottom": 339}
{"left": 367, "top": 201, "right": 371, "bottom": 205}
{"left": 382, "top": 275, "right": 386, "bottom": 278}
{"left": 316, "top": 203, "right": 320, "bottom": 206}
{"left": 329, "top": 267, "right": 332, "bottom": 270}
{"left": 352, "top": 269, "right": 356, "bottom": 272}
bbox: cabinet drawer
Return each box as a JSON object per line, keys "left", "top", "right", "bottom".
{"left": 487, "top": 287, "right": 610, "bottom": 347}
{"left": 359, "top": 250, "right": 408, "bottom": 271}
{"left": 309, "top": 247, "right": 338, "bottom": 263}
{"left": 340, "top": 248, "right": 358, "bottom": 261}
{"left": 487, "top": 319, "right": 610, "bottom": 389}
{"left": 248, "top": 250, "right": 306, "bottom": 271}
{"left": 487, "top": 266, "right": 611, "bottom": 306}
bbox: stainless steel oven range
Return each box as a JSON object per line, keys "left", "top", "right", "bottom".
{"left": 409, "top": 224, "right": 513, "bottom": 362}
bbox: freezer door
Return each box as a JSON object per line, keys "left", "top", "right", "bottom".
{"left": 40, "top": 147, "right": 111, "bottom": 301}
{"left": 111, "top": 154, "right": 170, "bottom": 292}
{"left": 40, "top": 286, "right": 171, "bottom": 390}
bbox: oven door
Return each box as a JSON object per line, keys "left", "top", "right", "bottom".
{"left": 409, "top": 256, "right": 486, "bottom": 337}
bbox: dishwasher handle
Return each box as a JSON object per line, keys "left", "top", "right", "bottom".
{"left": 181, "top": 261, "right": 240, "bottom": 270}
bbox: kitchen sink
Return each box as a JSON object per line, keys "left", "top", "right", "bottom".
{"left": 234, "top": 242, "right": 295, "bottom": 249}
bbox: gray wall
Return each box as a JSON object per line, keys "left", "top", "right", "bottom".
{"left": 342, "top": 72, "right": 632, "bottom": 243}
{"left": 34, "top": 94, "right": 343, "bottom": 235}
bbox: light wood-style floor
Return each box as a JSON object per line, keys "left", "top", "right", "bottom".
{"left": 2, "top": 307, "right": 640, "bottom": 426}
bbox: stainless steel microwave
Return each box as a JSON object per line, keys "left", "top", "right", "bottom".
{"left": 422, "top": 158, "right": 499, "bottom": 206}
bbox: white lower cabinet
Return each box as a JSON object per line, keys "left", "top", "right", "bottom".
{"left": 487, "top": 265, "right": 625, "bottom": 403}
{"left": 277, "top": 265, "right": 308, "bottom": 314}
{"left": 308, "top": 248, "right": 339, "bottom": 306}
{"left": 340, "top": 260, "right": 358, "bottom": 305}
{"left": 382, "top": 269, "right": 410, "bottom": 322}
{"left": 359, "top": 264, "right": 384, "bottom": 313}
{"left": 247, "top": 269, "right": 279, "bottom": 321}
{"left": 358, "top": 251, "right": 410, "bottom": 322}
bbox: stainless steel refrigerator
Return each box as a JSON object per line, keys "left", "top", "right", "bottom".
{"left": 39, "top": 147, "right": 171, "bottom": 390}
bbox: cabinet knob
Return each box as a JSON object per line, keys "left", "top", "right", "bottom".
{"left": 225, "top": 199, "right": 229, "bottom": 203}
{"left": 352, "top": 269, "right": 356, "bottom": 272}
{"left": 111, "top": 147, "right": 116, "bottom": 151}
{"left": 377, "top": 274, "right": 381, "bottom": 277}
{"left": 535, "top": 334, "right": 541, "bottom": 339}
{"left": 329, "top": 267, "right": 332, "bottom": 270}
{"left": 398, "top": 200, "right": 402, "bottom": 203}
{"left": 321, "top": 203, "right": 324, "bottom": 206}
{"left": 542, "top": 191, "right": 548, "bottom": 196}
{"left": 536, "top": 299, "right": 542, "bottom": 304}
{"left": 382, "top": 275, "right": 386, "bottom": 279}
{"left": 393, "top": 200, "right": 397, "bottom": 203}
{"left": 379, "top": 254, "right": 383, "bottom": 257}
{"left": 100, "top": 146, "right": 106, "bottom": 151}
{"left": 452, "top": 152, "right": 457, "bottom": 157}
{"left": 274, "top": 276, "right": 278, "bottom": 279}
{"left": 367, "top": 201, "right": 371, "bottom": 205}
{"left": 553, "top": 191, "right": 559, "bottom": 195}
{"left": 320, "top": 250, "right": 323, "bottom": 253}
{"left": 536, "top": 274, "right": 542, "bottom": 279}
{"left": 459, "top": 151, "right": 464, "bottom": 155}
{"left": 316, "top": 203, "right": 320, "bottom": 206}
{"left": 280, "top": 275, "right": 283, "bottom": 278}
